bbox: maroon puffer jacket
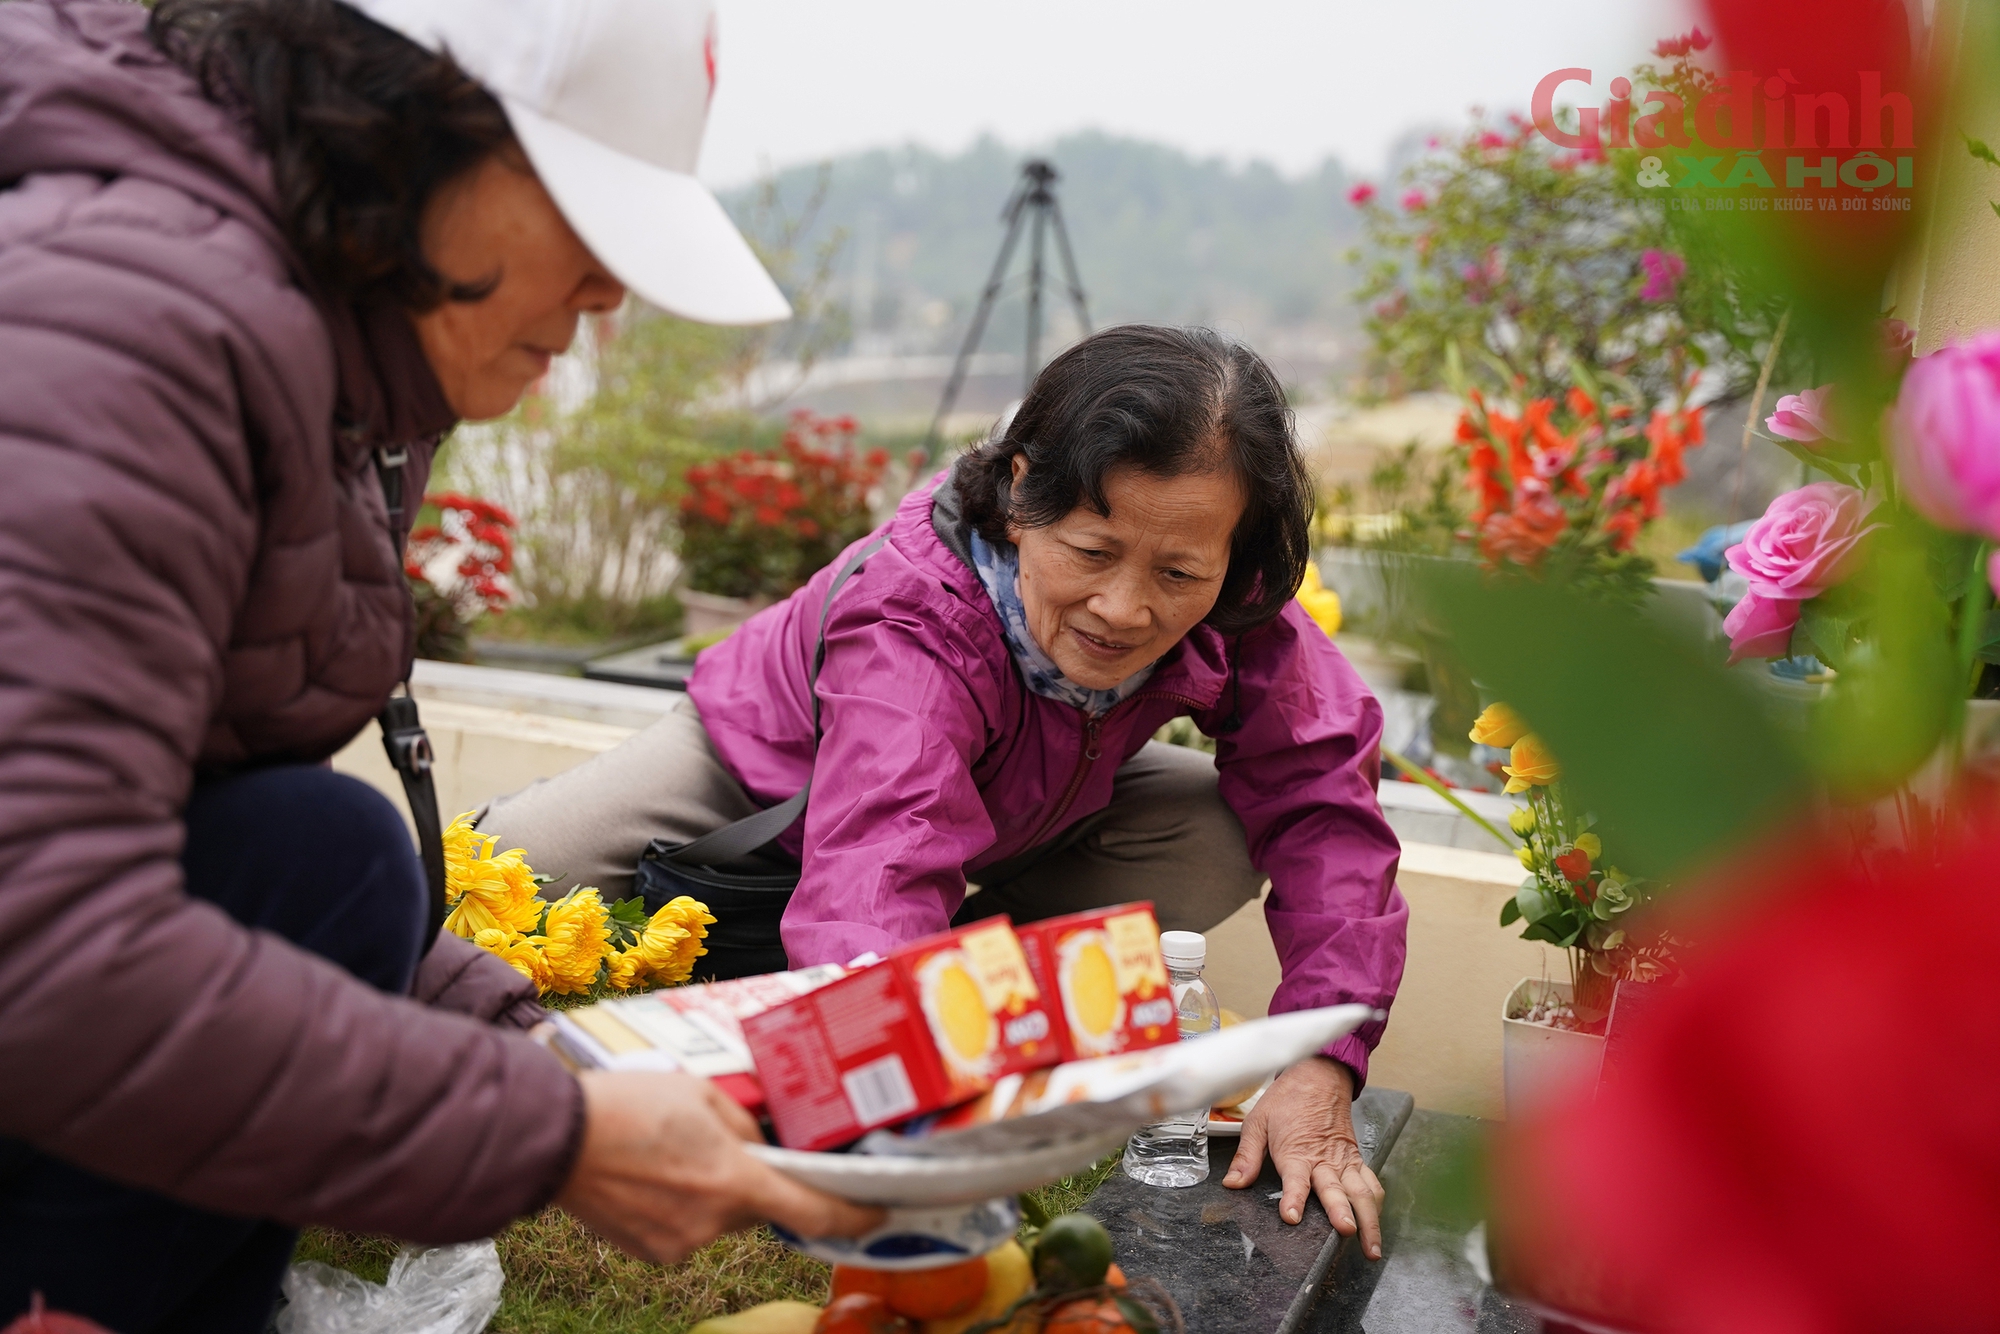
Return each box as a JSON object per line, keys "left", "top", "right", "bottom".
{"left": 0, "top": 0, "right": 582, "bottom": 1239}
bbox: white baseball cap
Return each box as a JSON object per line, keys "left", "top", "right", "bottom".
{"left": 342, "top": 0, "right": 791, "bottom": 325}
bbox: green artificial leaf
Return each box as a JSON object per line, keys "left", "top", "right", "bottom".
{"left": 1419, "top": 563, "right": 1814, "bottom": 880}
{"left": 1515, "top": 881, "right": 1553, "bottom": 925}
{"left": 1966, "top": 131, "right": 2000, "bottom": 168}
{"left": 1811, "top": 522, "right": 1958, "bottom": 798}
{"left": 1797, "top": 602, "right": 1860, "bottom": 673}
{"left": 1976, "top": 608, "right": 2000, "bottom": 666}
{"left": 1499, "top": 896, "right": 1523, "bottom": 927}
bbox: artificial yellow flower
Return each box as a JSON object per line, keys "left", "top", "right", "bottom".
{"left": 1294, "top": 563, "right": 1343, "bottom": 638}
{"left": 539, "top": 887, "right": 612, "bottom": 995}
{"left": 1469, "top": 702, "right": 1529, "bottom": 749}
{"left": 1502, "top": 734, "right": 1562, "bottom": 794}
{"left": 441, "top": 812, "right": 542, "bottom": 939}
{"left": 624, "top": 895, "right": 716, "bottom": 987}
{"left": 1575, "top": 832, "right": 1602, "bottom": 862}
{"left": 473, "top": 926, "right": 553, "bottom": 994}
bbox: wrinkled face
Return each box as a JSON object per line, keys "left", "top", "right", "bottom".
{"left": 1008, "top": 453, "right": 1245, "bottom": 691}
{"left": 412, "top": 151, "right": 625, "bottom": 420}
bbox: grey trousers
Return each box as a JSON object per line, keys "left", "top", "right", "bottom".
{"left": 478, "top": 698, "right": 1265, "bottom": 935}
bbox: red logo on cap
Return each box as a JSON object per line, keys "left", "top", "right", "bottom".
{"left": 703, "top": 16, "right": 717, "bottom": 108}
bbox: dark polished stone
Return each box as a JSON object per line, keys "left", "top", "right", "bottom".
{"left": 1085, "top": 1088, "right": 1412, "bottom": 1332}
{"left": 1084, "top": 1094, "right": 1546, "bottom": 1333}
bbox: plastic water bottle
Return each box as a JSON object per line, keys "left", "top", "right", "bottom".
{"left": 1121, "top": 930, "right": 1222, "bottom": 1187}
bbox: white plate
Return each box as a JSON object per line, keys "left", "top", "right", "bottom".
{"left": 746, "top": 1127, "right": 1132, "bottom": 1207}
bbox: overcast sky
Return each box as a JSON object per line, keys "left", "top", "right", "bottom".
{"left": 699, "top": 0, "right": 1700, "bottom": 188}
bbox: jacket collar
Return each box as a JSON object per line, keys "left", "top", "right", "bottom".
{"left": 327, "top": 302, "right": 457, "bottom": 462}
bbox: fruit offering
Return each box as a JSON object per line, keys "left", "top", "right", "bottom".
{"left": 699, "top": 1212, "right": 1176, "bottom": 1334}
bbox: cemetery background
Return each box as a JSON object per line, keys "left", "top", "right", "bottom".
{"left": 314, "top": 3, "right": 2000, "bottom": 1328}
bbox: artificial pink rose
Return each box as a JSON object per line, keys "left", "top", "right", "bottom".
{"left": 1766, "top": 385, "right": 1842, "bottom": 445}
{"left": 1726, "top": 481, "right": 1880, "bottom": 602}
{"left": 1887, "top": 331, "right": 2000, "bottom": 539}
{"left": 1724, "top": 591, "right": 1800, "bottom": 664}
{"left": 1348, "top": 182, "right": 1376, "bottom": 206}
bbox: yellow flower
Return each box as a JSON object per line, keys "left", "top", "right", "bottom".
{"left": 540, "top": 888, "right": 612, "bottom": 995}
{"left": 1574, "top": 832, "right": 1602, "bottom": 862}
{"left": 441, "top": 812, "right": 543, "bottom": 939}
{"left": 1516, "top": 846, "right": 1538, "bottom": 871}
{"left": 1507, "top": 805, "right": 1537, "bottom": 837}
{"left": 1469, "top": 702, "right": 1529, "bottom": 749}
{"left": 1502, "top": 734, "right": 1562, "bottom": 794}
{"left": 1294, "top": 563, "right": 1343, "bottom": 638}
{"left": 628, "top": 896, "right": 716, "bottom": 987}
{"left": 606, "top": 947, "right": 645, "bottom": 991}
{"left": 471, "top": 926, "right": 553, "bottom": 994}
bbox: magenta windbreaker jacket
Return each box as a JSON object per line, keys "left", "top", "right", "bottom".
{"left": 691, "top": 468, "right": 1408, "bottom": 1082}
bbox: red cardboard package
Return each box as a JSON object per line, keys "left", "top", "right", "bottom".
{"left": 739, "top": 918, "right": 1059, "bottom": 1150}
{"left": 1015, "top": 903, "right": 1177, "bottom": 1061}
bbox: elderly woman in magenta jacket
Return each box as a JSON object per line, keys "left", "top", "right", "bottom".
{"left": 485, "top": 325, "right": 1410, "bottom": 1256}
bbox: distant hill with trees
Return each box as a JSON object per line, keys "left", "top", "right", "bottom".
{"left": 722, "top": 131, "right": 1372, "bottom": 387}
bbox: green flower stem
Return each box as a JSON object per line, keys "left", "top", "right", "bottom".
{"left": 1960, "top": 540, "right": 1991, "bottom": 699}
{"left": 1380, "top": 746, "right": 1516, "bottom": 850}
{"left": 1766, "top": 436, "right": 1860, "bottom": 490}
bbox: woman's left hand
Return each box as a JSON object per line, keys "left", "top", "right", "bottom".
{"left": 1221, "top": 1055, "right": 1385, "bottom": 1259}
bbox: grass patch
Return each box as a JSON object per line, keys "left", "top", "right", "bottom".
{"left": 292, "top": 1155, "right": 1127, "bottom": 1332}
{"left": 295, "top": 1216, "right": 827, "bottom": 1333}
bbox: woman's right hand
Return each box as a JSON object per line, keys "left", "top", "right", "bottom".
{"left": 554, "top": 1069, "right": 884, "bottom": 1264}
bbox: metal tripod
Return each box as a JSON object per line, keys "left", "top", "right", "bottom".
{"left": 923, "top": 159, "right": 1091, "bottom": 452}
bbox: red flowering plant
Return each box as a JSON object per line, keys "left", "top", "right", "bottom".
{"left": 1454, "top": 366, "right": 1705, "bottom": 602}
{"left": 404, "top": 492, "right": 517, "bottom": 661}
{"left": 678, "top": 410, "right": 921, "bottom": 601}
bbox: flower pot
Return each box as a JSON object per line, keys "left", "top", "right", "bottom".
{"left": 679, "top": 588, "right": 772, "bottom": 638}
{"left": 1502, "top": 978, "right": 1606, "bottom": 1120}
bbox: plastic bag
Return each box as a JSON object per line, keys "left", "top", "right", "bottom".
{"left": 275, "top": 1240, "right": 503, "bottom": 1334}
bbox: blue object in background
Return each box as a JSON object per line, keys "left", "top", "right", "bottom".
{"left": 1679, "top": 520, "right": 1757, "bottom": 584}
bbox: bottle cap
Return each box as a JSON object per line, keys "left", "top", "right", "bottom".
{"left": 1159, "top": 930, "right": 1205, "bottom": 968}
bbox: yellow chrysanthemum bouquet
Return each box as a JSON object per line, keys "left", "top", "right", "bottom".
{"left": 442, "top": 813, "right": 715, "bottom": 996}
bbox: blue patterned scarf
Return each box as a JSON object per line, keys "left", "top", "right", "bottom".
{"left": 968, "top": 529, "right": 1153, "bottom": 716}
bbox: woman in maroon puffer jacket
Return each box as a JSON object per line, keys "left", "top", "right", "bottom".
{"left": 0, "top": 0, "right": 871, "bottom": 1327}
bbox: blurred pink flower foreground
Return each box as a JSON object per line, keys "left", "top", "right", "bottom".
{"left": 1723, "top": 482, "right": 1881, "bottom": 663}
{"left": 1887, "top": 332, "right": 2000, "bottom": 562}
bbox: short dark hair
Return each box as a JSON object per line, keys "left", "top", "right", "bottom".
{"left": 149, "top": 0, "right": 514, "bottom": 310}
{"left": 955, "top": 325, "right": 1314, "bottom": 635}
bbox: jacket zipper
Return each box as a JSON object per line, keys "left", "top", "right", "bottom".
{"left": 1021, "top": 688, "right": 1212, "bottom": 849}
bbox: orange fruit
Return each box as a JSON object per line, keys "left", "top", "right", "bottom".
{"left": 829, "top": 1267, "right": 893, "bottom": 1301}
{"left": 813, "top": 1293, "right": 915, "bottom": 1334}
{"left": 1042, "top": 1295, "right": 1159, "bottom": 1334}
{"left": 1104, "top": 1263, "right": 1127, "bottom": 1290}
{"left": 1041, "top": 1297, "right": 1135, "bottom": 1333}
{"left": 883, "top": 1255, "right": 988, "bottom": 1320}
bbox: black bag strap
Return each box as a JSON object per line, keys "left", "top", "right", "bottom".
{"left": 380, "top": 685, "right": 448, "bottom": 941}
{"left": 665, "top": 530, "right": 892, "bottom": 869}
{"left": 373, "top": 444, "right": 449, "bottom": 946}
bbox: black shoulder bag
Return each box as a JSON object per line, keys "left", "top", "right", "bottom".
{"left": 634, "top": 532, "right": 890, "bottom": 980}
